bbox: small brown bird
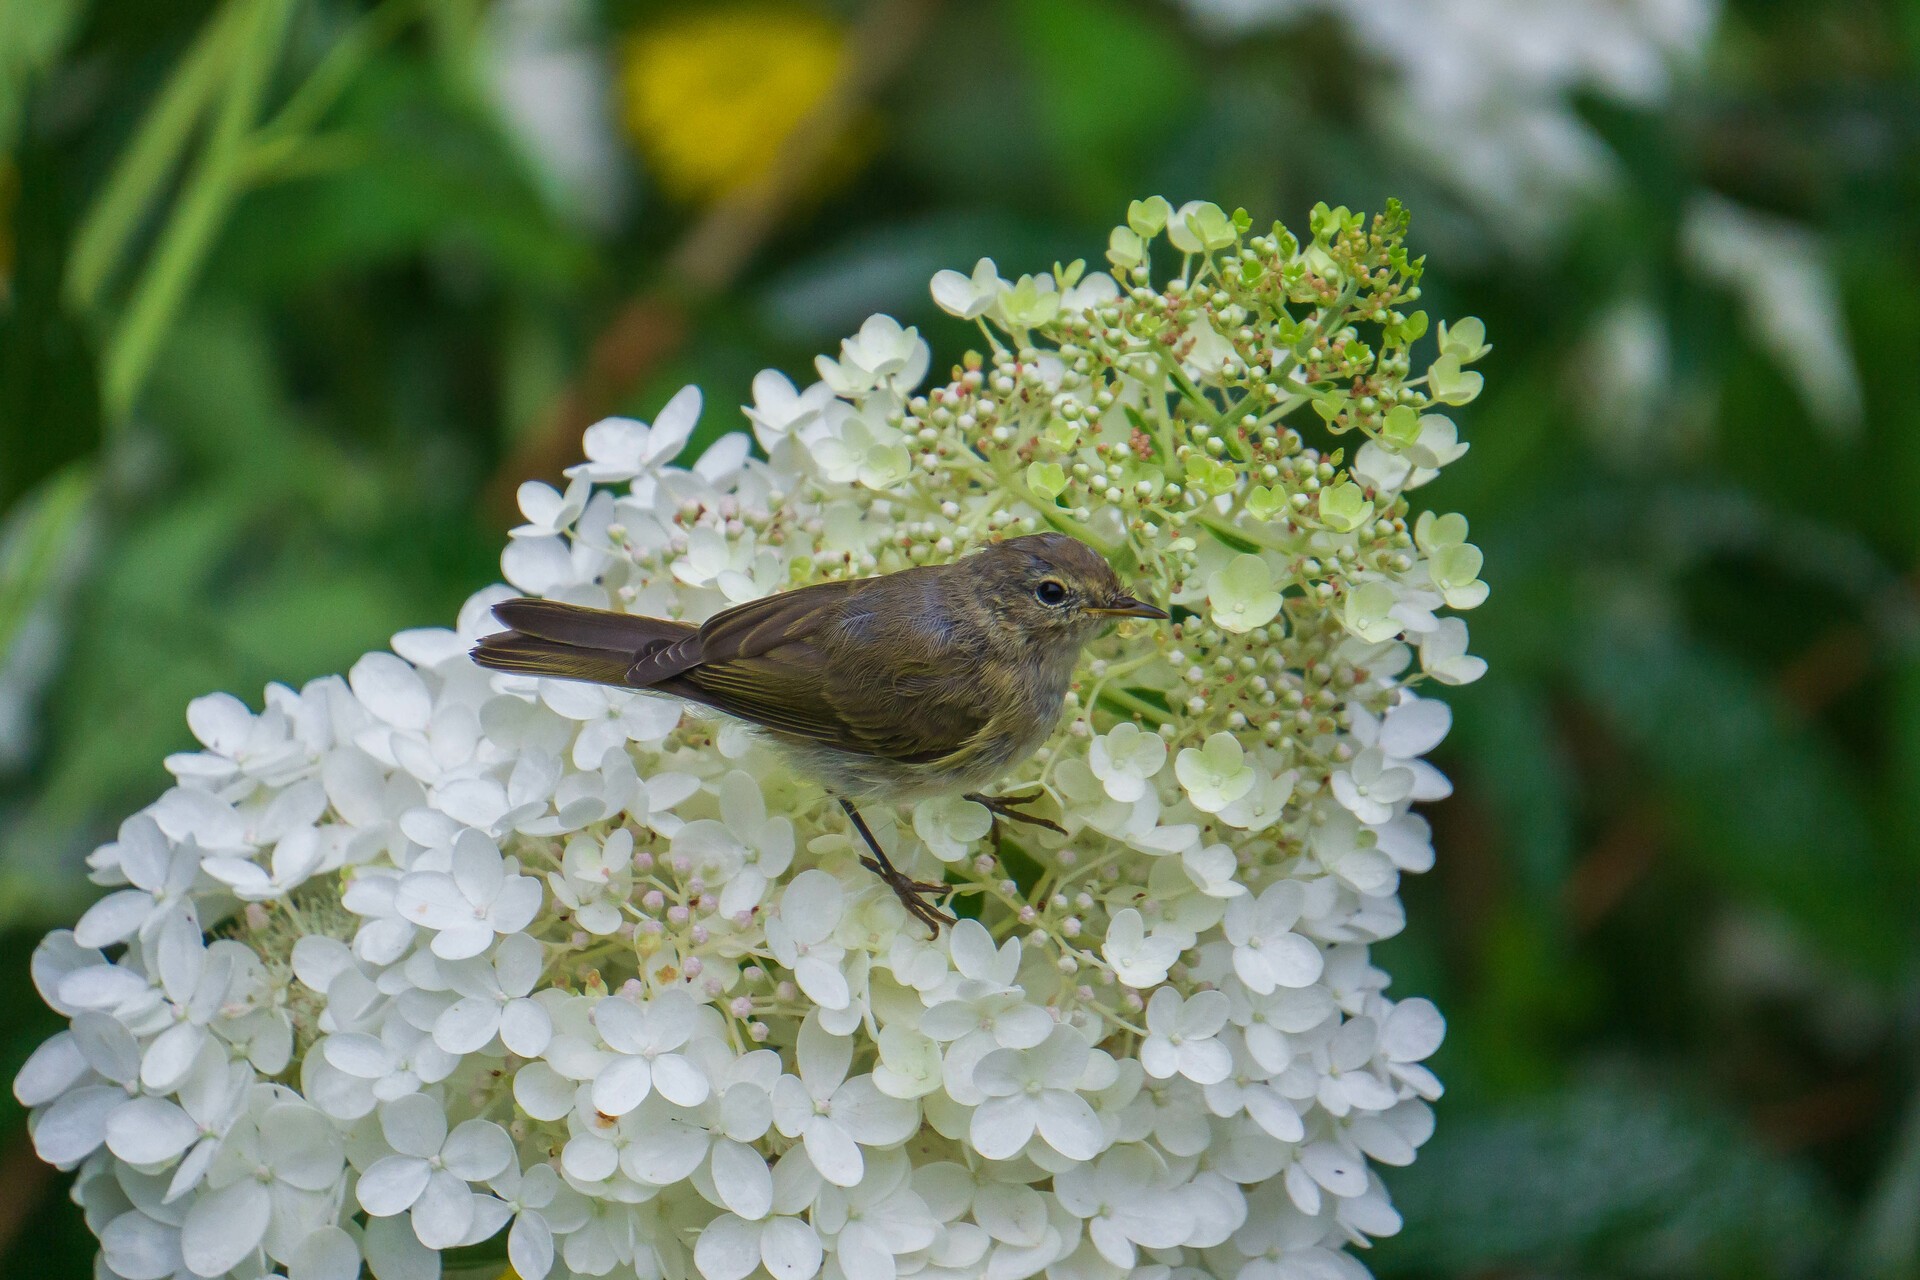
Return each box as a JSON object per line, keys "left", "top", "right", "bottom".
{"left": 471, "top": 532, "right": 1167, "bottom": 928}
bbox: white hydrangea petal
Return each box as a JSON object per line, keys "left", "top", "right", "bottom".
{"left": 650, "top": 1053, "right": 711, "bottom": 1108}
{"left": 105, "top": 1097, "right": 198, "bottom": 1166}
{"left": 288, "top": 1226, "right": 361, "bottom": 1280}
{"left": 761, "top": 1217, "right": 824, "bottom": 1280}
{"left": 441, "top": 1120, "right": 515, "bottom": 1181}
{"left": 30, "top": 1084, "right": 123, "bottom": 1167}
{"left": 1381, "top": 998, "right": 1446, "bottom": 1062}
{"left": 13, "top": 1032, "right": 88, "bottom": 1107}
{"left": 695, "top": 1214, "right": 762, "bottom": 1280}
{"left": 180, "top": 1178, "right": 270, "bottom": 1277}
{"left": 73, "top": 890, "right": 156, "bottom": 949}
{"left": 802, "top": 1118, "right": 864, "bottom": 1187}
{"left": 829, "top": 1077, "right": 917, "bottom": 1145}
{"left": 380, "top": 1093, "right": 447, "bottom": 1158}
{"left": 434, "top": 998, "right": 501, "bottom": 1054}
{"left": 350, "top": 653, "right": 432, "bottom": 732}
{"left": 101, "top": 1211, "right": 182, "bottom": 1280}
{"left": 508, "top": 1211, "right": 556, "bottom": 1280}
{"left": 1033, "top": 1091, "right": 1104, "bottom": 1161}
{"left": 561, "top": 1133, "right": 617, "bottom": 1182}
{"left": 358, "top": 1155, "right": 431, "bottom": 1216}
{"left": 590, "top": 1057, "right": 653, "bottom": 1117}
{"left": 513, "top": 1062, "right": 576, "bottom": 1121}
{"left": 968, "top": 1096, "right": 1036, "bottom": 1161}
{"left": 499, "top": 999, "right": 553, "bottom": 1057}
{"left": 712, "top": 1140, "right": 775, "bottom": 1220}
{"left": 411, "top": 1168, "right": 477, "bottom": 1249}
{"left": 362, "top": 1213, "right": 439, "bottom": 1280}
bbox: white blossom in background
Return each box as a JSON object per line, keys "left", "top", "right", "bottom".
{"left": 19, "top": 197, "right": 1486, "bottom": 1280}
{"left": 1179, "top": 0, "right": 1717, "bottom": 245}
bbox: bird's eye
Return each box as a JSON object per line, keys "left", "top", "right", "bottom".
{"left": 1034, "top": 579, "right": 1069, "bottom": 607}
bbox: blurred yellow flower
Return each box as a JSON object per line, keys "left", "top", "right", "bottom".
{"left": 620, "top": 5, "right": 853, "bottom": 205}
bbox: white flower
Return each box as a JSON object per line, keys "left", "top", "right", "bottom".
{"left": 812, "top": 407, "right": 913, "bottom": 492}
{"left": 1052, "top": 1145, "right": 1192, "bottom": 1270}
{"left": 590, "top": 988, "right": 709, "bottom": 1115}
{"left": 920, "top": 921, "right": 1052, "bottom": 1051}
{"left": 1206, "top": 554, "right": 1283, "bottom": 633}
{"left": 564, "top": 384, "right": 702, "bottom": 482}
{"left": 166, "top": 689, "right": 320, "bottom": 793}
{"left": 185, "top": 1090, "right": 344, "bottom": 1273}
{"left": 1222, "top": 882, "right": 1325, "bottom": 994}
{"left": 510, "top": 476, "right": 592, "bottom": 539}
{"left": 313, "top": 1017, "right": 459, "bottom": 1116}
{"left": 1088, "top": 723, "right": 1167, "bottom": 803}
{"left": 540, "top": 680, "right": 682, "bottom": 769}
{"left": 433, "top": 933, "right": 552, "bottom": 1056}
{"left": 674, "top": 770, "right": 795, "bottom": 916}
{"left": 356, "top": 1092, "right": 515, "bottom": 1248}
{"left": 696, "top": 1212, "right": 824, "bottom": 1280}
{"left": 490, "top": 1161, "right": 591, "bottom": 1280}
{"left": 815, "top": 314, "right": 930, "bottom": 398}
{"left": 772, "top": 1015, "right": 918, "bottom": 1188}
{"left": 394, "top": 829, "right": 542, "bottom": 960}
{"left": 23, "top": 212, "right": 1481, "bottom": 1280}
{"left": 1329, "top": 747, "right": 1416, "bottom": 824}
{"left": 548, "top": 828, "right": 634, "bottom": 935}
{"left": 73, "top": 814, "right": 200, "bottom": 947}
{"left": 930, "top": 257, "right": 1003, "bottom": 320}
{"left": 1418, "top": 617, "right": 1488, "bottom": 684}
{"left": 1174, "top": 733, "right": 1256, "bottom": 814}
{"left": 1140, "top": 988, "right": 1231, "bottom": 1084}
{"left": 969, "top": 1026, "right": 1105, "bottom": 1162}
{"left": 766, "top": 871, "right": 851, "bottom": 1010}
{"left": 1101, "top": 908, "right": 1182, "bottom": 989}
{"left": 814, "top": 1149, "right": 939, "bottom": 1280}
{"left": 911, "top": 794, "right": 992, "bottom": 862}
{"left": 744, "top": 370, "right": 836, "bottom": 454}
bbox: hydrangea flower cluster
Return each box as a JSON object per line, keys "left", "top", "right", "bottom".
{"left": 18, "top": 197, "right": 1487, "bottom": 1280}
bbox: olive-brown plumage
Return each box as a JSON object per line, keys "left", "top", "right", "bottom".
{"left": 471, "top": 532, "right": 1166, "bottom": 927}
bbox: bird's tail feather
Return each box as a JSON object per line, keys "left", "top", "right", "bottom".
{"left": 470, "top": 633, "right": 640, "bottom": 685}
{"left": 490, "top": 597, "right": 694, "bottom": 650}
{"left": 471, "top": 598, "right": 699, "bottom": 687}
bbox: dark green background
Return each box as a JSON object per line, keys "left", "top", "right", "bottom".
{"left": 3, "top": 0, "right": 1919, "bottom": 1275}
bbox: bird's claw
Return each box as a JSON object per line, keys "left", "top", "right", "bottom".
{"left": 965, "top": 790, "right": 1066, "bottom": 835}
{"left": 860, "top": 857, "right": 955, "bottom": 929}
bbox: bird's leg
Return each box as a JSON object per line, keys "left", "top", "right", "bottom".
{"left": 963, "top": 788, "right": 1066, "bottom": 835}
{"left": 836, "top": 797, "right": 955, "bottom": 930}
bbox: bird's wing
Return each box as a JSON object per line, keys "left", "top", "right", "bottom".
{"left": 667, "top": 575, "right": 996, "bottom": 762}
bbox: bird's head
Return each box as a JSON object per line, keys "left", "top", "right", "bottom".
{"left": 966, "top": 532, "right": 1168, "bottom": 644}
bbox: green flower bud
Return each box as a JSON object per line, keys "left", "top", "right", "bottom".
{"left": 1128, "top": 195, "right": 1172, "bottom": 238}
{"left": 1318, "top": 481, "right": 1371, "bottom": 532}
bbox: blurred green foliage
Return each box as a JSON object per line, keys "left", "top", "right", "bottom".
{"left": 3, "top": 0, "right": 1919, "bottom": 1276}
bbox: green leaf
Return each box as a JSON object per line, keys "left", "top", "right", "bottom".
{"left": 62, "top": 0, "right": 249, "bottom": 311}
{"left": 103, "top": 0, "right": 301, "bottom": 422}
{"left": 0, "top": 463, "right": 93, "bottom": 662}
{"left": 1576, "top": 618, "right": 1911, "bottom": 978}
{"left": 1377, "top": 1075, "right": 1838, "bottom": 1277}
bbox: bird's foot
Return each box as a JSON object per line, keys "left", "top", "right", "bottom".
{"left": 860, "top": 856, "right": 956, "bottom": 930}
{"left": 964, "top": 789, "right": 1066, "bottom": 835}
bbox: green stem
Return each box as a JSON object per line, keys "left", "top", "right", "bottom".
{"left": 103, "top": 0, "right": 300, "bottom": 422}
{"left": 64, "top": 0, "right": 253, "bottom": 311}
{"left": 1096, "top": 685, "right": 1170, "bottom": 726}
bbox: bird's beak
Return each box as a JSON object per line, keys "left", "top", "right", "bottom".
{"left": 1090, "top": 595, "right": 1169, "bottom": 620}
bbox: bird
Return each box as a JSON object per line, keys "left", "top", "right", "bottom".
{"left": 470, "top": 532, "right": 1167, "bottom": 929}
